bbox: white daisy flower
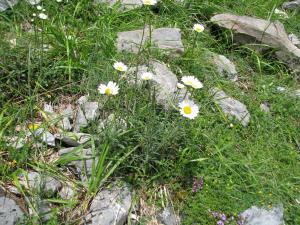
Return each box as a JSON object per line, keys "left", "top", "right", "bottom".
{"left": 193, "top": 24, "right": 205, "bottom": 33}
{"left": 142, "top": 0, "right": 157, "bottom": 5}
{"left": 113, "top": 62, "right": 128, "bottom": 72}
{"left": 177, "top": 83, "right": 185, "bottom": 89}
{"left": 274, "top": 9, "right": 289, "bottom": 19}
{"left": 32, "top": 13, "right": 36, "bottom": 17}
{"left": 98, "top": 81, "right": 119, "bottom": 96}
{"left": 38, "top": 13, "right": 48, "bottom": 20}
{"left": 141, "top": 72, "right": 153, "bottom": 81}
{"left": 179, "top": 100, "right": 199, "bottom": 119}
{"left": 57, "top": 0, "right": 63, "bottom": 2}
{"left": 181, "top": 76, "right": 203, "bottom": 89}
{"left": 36, "top": 5, "right": 43, "bottom": 10}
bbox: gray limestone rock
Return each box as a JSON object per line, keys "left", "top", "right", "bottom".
{"left": 58, "top": 147, "right": 97, "bottom": 179}
{"left": 128, "top": 60, "right": 180, "bottom": 108}
{"left": 117, "top": 27, "right": 150, "bottom": 54}
{"left": 0, "top": 190, "right": 24, "bottom": 225}
{"left": 211, "top": 88, "right": 250, "bottom": 127}
{"left": 240, "top": 205, "right": 284, "bottom": 225}
{"left": 210, "top": 13, "right": 300, "bottom": 72}
{"left": 117, "top": 27, "right": 184, "bottom": 55}
{"left": 260, "top": 102, "right": 270, "bottom": 113}
{"left": 210, "top": 53, "right": 238, "bottom": 81}
{"left": 0, "top": 0, "right": 41, "bottom": 12}
{"left": 152, "top": 28, "right": 184, "bottom": 55}
{"left": 84, "top": 184, "right": 132, "bottom": 225}
{"left": 158, "top": 207, "right": 180, "bottom": 225}
{"left": 0, "top": 0, "right": 18, "bottom": 11}
{"left": 34, "top": 128, "right": 56, "bottom": 147}
{"left": 73, "top": 101, "right": 100, "bottom": 132}
{"left": 19, "top": 171, "right": 62, "bottom": 193}
{"left": 282, "top": 0, "right": 300, "bottom": 10}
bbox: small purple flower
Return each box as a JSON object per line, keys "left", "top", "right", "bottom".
{"left": 220, "top": 213, "right": 227, "bottom": 221}
{"left": 212, "top": 212, "right": 219, "bottom": 218}
{"left": 217, "top": 220, "right": 224, "bottom": 225}
{"left": 192, "top": 176, "right": 204, "bottom": 192}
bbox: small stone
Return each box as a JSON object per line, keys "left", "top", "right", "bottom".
{"left": 58, "top": 148, "right": 96, "bottom": 179}
{"left": 282, "top": 0, "right": 300, "bottom": 10}
{"left": 158, "top": 207, "right": 180, "bottom": 225}
{"left": 211, "top": 88, "right": 250, "bottom": 127}
{"left": 34, "top": 128, "right": 56, "bottom": 147}
{"left": 19, "top": 171, "right": 62, "bottom": 193}
{"left": 36, "top": 200, "right": 52, "bottom": 222}
{"left": 73, "top": 102, "right": 99, "bottom": 132}
{"left": 276, "top": 86, "right": 286, "bottom": 92}
{"left": 240, "top": 205, "right": 284, "bottom": 225}
{"left": 211, "top": 53, "right": 238, "bottom": 81}
{"left": 56, "top": 132, "right": 91, "bottom": 147}
{"left": 260, "top": 103, "right": 270, "bottom": 113}
{"left": 0, "top": 190, "right": 24, "bottom": 225}
{"left": 59, "top": 183, "right": 75, "bottom": 199}
{"left": 77, "top": 95, "right": 88, "bottom": 105}
{"left": 84, "top": 183, "right": 132, "bottom": 225}
{"left": 0, "top": 0, "right": 19, "bottom": 12}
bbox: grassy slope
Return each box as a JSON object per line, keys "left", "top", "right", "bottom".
{"left": 0, "top": 0, "right": 299, "bottom": 224}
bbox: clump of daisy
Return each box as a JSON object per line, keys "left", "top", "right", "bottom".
{"left": 38, "top": 13, "right": 48, "bottom": 20}
{"left": 113, "top": 62, "right": 128, "bottom": 72}
{"left": 141, "top": 72, "right": 153, "bottom": 81}
{"left": 142, "top": 0, "right": 157, "bottom": 5}
{"left": 98, "top": 81, "right": 119, "bottom": 96}
{"left": 178, "top": 100, "right": 199, "bottom": 119}
{"left": 181, "top": 76, "right": 203, "bottom": 89}
{"left": 274, "top": 8, "right": 289, "bottom": 19}
{"left": 193, "top": 23, "right": 205, "bottom": 33}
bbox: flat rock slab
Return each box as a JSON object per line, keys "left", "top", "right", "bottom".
{"left": 117, "top": 27, "right": 184, "bottom": 55}
{"left": 210, "top": 13, "right": 300, "bottom": 72}
{"left": 283, "top": 0, "right": 300, "bottom": 10}
{"left": 0, "top": 0, "right": 40, "bottom": 11}
{"left": 0, "top": 0, "right": 18, "bottom": 11}
{"left": 128, "top": 60, "right": 185, "bottom": 108}
{"left": 0, "top": 191, "right": 24, "bottom": 225}
{"left": 241, "top": 205, "right": 284, "bottom": 225}
{"left": 211, "top": 88, "right": 250, "bottom": 127}
{"left": 96, "top": 0, "right": 183, "bottom": 10}
{"left": 85, "top": 184, "right": 131, "bottom": 225}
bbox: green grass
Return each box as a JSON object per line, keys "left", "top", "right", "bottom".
{"left": 0, "top": 0, "right": 300, "bottom": 224}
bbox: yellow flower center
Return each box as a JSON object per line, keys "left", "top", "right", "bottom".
{"left": 117, "top": 66, "right": 124, "bottom": 71}
{"left": 183, "top": 106, "right": 192, "bottom": 115}
{"left": 143, "top": 0, "right": 151, "bottom": 5}
{"left": 105, "top": 88, "right": 111, "bottom": 95}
